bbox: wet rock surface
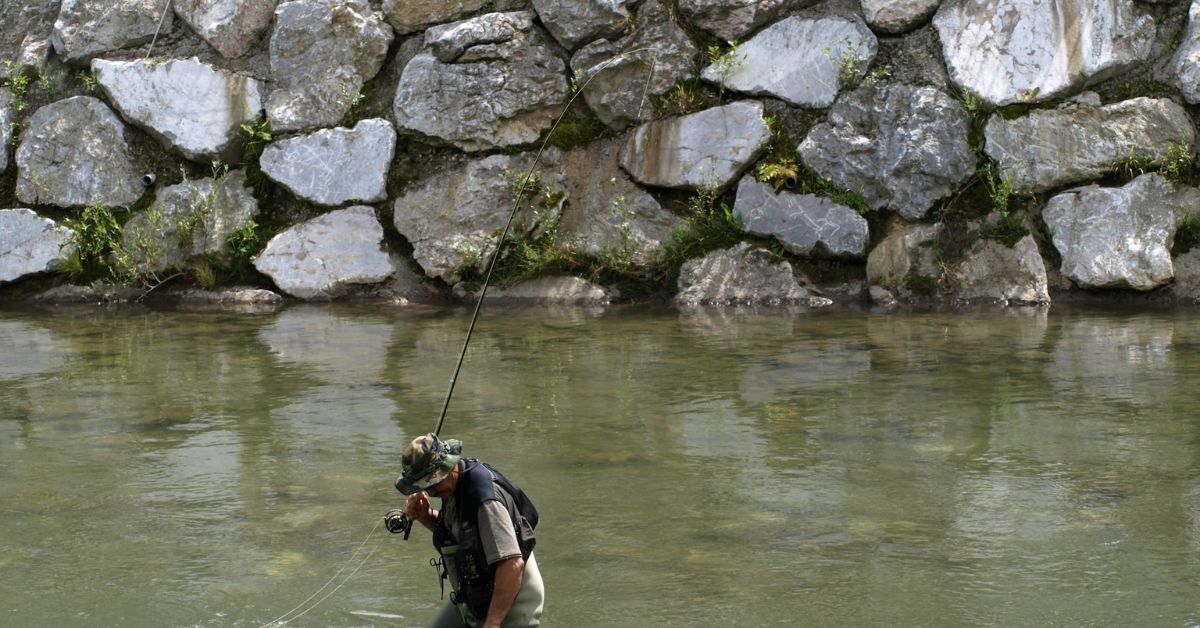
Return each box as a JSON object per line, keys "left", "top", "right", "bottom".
{"left": 675, "top": 242, "right": 829, "bottom": 306}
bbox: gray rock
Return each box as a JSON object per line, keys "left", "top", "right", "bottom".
{"left": 556, "top": 138, "right": 684, "bottom": 263}
{"left": 862, "top": 0, "right": 941, "bottom": 34}
{"left": 170, "top": 287, "right": 284, "bottom": 304}
{"left": 29, "top": 283, "right": 143, "bottom": 304}
{"left": 479, "top": 276, "right": 616, "bottom": 304}
{"left": 260, "top": 119, "right": 396, "bottom": 206}
{"left": 0, "top": 1, "right": 59, "bottom": 69}
{"left": 1045, "top": 174, "right": 1196, "bottom": 291}
{"left": 393, "top": 152, "right": 566, "bottom": 282}
{"left": 675, "top": 242, "right": 826, "bottom": 306}
{"left": 268, "top": 0, "right": 393, "bottom": 133}
{"left": 678, "top": 0, "right": 813, "bottom": 42}
{"left": 865, "top": 221, "right": 941, "bottom": 298}
{"left": 121, "top": 170, "right": 259, "bottom": 273}
{"left": 933, "top": 0, "right": 1155, "bottom": 106}
{"left": 868, "top": 284, "right": 897, "bottom": 305}
{"left": 984, "top": 97, "right": 1196, "bottom": 193}
{"left": 733, "top": 176, "right": 869, "bottom": 258}
{"left": 533, "top": 0, "right": 633, "bottom": 51}
{"left": 1170, "top": 248, "right": 1200, "bottom": 303}
{"left": 382, "top": 0, "right": 488, "bottom": 34}
{"left": 1172, "top": 1, "right": 1200, "bottom": 104}
{"left": 799, "top": 84, "right": 974, "bottom": 219}
{"left": 254, "top": 206, "right": 396, "bottom": 299}
{"left": 15, "top": 96, "right": 142, "bottom": 208}
{"left": 92, "top": 57, "right": 264, "bottom": 162}
{"left": 52, "top": 0, "right": 173, "bottom": 63}
{"left": 571, "top": 0, "right": 697, "bottom": 129}
{"left": 173, "top": 0, "right": 277, "bottom": 59}
{"left": 1, "top": 89, "right": 13, "bottom": 173}
{"left": 620, "top": 101, "right": 770, "bottom": 191}
{"left": 699, "top": 15, "right": 877, "bottom": 108}
{"left": 394, "top": 12, "right": 568, "bottom": 151}
{"left": 0, "top": 209, "right": 75, "bottom": 284}
{"left": 953, "top": 235, "right": 1049, "bottom": 304}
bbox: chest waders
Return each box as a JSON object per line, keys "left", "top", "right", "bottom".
{"left": 431, "top": 459, "right": 539, "bottom": 620}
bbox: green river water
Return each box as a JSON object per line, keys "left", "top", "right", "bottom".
{"left": 1, "top": 304, "right": 1199, "bottom": 627}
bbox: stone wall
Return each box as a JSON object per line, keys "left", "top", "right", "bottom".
{"left": 3, "top": 0, "right": 1200, "bottom": 307}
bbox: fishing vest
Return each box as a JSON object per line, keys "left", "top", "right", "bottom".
{"left": 433, "top": 459, "right": 538, "bottom": 619}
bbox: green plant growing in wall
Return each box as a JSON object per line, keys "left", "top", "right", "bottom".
{"left": 1174, "top": 214, "right": 1200, "bottom": 255}
{"left": 1, "top": 60, "right": 31, "bottom": 111}
{"left": 823, "top": 39, "right": 865, "bottom": 90}
{"left": 62, "top": 198, "right": 125, "bottom": 282}
{"left": 706, "top": 40, "right": 745, "bottom": 97}
{"left": 78, "top": 69, "right": 99, "bottom": 93}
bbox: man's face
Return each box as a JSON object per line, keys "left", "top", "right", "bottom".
{"left": 425, "top": 466, "right": 456, "bottom": 499}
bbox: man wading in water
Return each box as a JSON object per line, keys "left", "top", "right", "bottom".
{"left": 391, "top": 434, "right": 544, "bottom": 627}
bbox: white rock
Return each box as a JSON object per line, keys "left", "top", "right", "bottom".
{"left": 675, "top": 242, "right": 825, "bottom": 306}
{"left": 700, "top": 16, "right": 876, "bottom": 108}
{"left": 93, "top": 57, "right": 263, "bottom": 161}
{"left": 733, "top": 176, "right": 869, "bottom": 258}
{"left": 934, "top": 0, "right": 1155, "bottom": 106}
{"left": 254, "top": 206, "right": 395, "bottom": 300}
{"left": 0, "top": 209, "right": 75, "bottom": 284}
{"left": 620, "top": 101, "right": 771, "bottom": 191}
{"left": 260, "top": 119, "right": 397, "bottom": 206}
{"left": 1171, "top": 0, "right": 1200, "bottom": 104}
{"left": 1, "top": 88, "right": 14, "bottom": 173}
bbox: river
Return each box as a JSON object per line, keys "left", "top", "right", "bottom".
{"left": 2, "top": 304, "right": 1199, "bottom": 626}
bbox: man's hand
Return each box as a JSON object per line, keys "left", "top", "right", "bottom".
{"left": 403, "top": 491, "right": 437, "bottom": 529}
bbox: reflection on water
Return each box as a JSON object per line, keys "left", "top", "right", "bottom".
{"left": 2, "top": 305, "right": 1200, "bottom": 626}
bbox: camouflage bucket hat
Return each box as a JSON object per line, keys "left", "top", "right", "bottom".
{"left": 395, "top": 434, "right": 463, "bottom": 495}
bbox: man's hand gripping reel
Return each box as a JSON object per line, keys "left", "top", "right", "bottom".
{"left": 384, "top": 509, "right": 412, "bottom": 540}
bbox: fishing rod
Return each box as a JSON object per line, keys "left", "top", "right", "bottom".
{"left": 386, "top": 46, "right": 661, "bottom": 540}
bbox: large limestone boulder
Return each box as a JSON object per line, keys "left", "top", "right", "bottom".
{"left": 382, "top": 0, "right": 493, "bottom": 35}
{"left": 52, "top": 0, "right": 173, "bottom": 63}
{"left": 1172, "top": 1, "right": 1200, "bottom": 104}
{"left": 677, "top": 0, "right": 813, "bottom": 42}
{"left": 862, "top": 0, "right": 941, "bottom": 34}
{"left": 259, "top": 119, "right": 396, "bottom": 206}
{"left": 254, "top": 206, "right": 395, "bottom": 300}
{"left": 984, "top": 97, "right": 1196, "bottom": 193}
{"left": 866, "top": 221, "right": 941, "bottom": 298}
{"left": 268, "top": 0, "right": 393, "bottom": 133}
{"left": 1, "top": 89, "right": 13, "bottom": 173}
{"left": 699, "top": 16, "right": 876, "bottom": 109}
{"left": 15, "top": 97, "right": 142, "bottom": 208}
{"left": 571, "top": 1, "right": 697, "bottom": 129}
{"left": 1043, "top": 174, "right": 1197, "bottom": 291}
{"left": 92, "top": 57, "right": 264, "bottom": 162}
{"left": 733, "top": 176, "right": 869, "bottom": 258}
{"left": 0, "top": 1, "right": 59, "bottom": 68}
{"left": 393, "top": 152, "right": 567, "bottom": 282}
{"left": 799, "top": 84, "right": 974, "bottom": 220}
{"left": 533, "top": 0, "right": 634, "bottom": 51}
{"left": 674, "top": 242, "right": 826, "bottom": 306}
{"left": 173, "top": 0, "right": 277, "bottom": 59}
{"left": 620, "top": 101, "right": 770, "bottom": 191}
{"left": 121, "top": 170, "right": 259, "bottom": 273}
{"left": 0, "top": 209, "right": 75, "bottom": 284}
{"left": 953, "top": 235, "right": 1050, "bottom": 304}
{"left": 394, "top": 12, "right": 569, "bottom": 151}
{"left": 933, "top": 0, "right": 1155, "bottom": 106}
{"left": 555, "top": 138, "right": 685, "bottom": 263}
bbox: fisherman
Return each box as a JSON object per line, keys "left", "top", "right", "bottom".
{"left": 390, "top": 434, "right": 543, "bottom": 628}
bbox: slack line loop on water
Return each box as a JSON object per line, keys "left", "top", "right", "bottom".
{"left": 433, "top": 46, "right": 660, "bottom": 438}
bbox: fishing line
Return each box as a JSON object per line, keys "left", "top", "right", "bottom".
{"left": 255, "top": 518, "right": 383, "bottom": 628}
{"left": 433, "top": 46, "right": 660, "bottom": 438}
